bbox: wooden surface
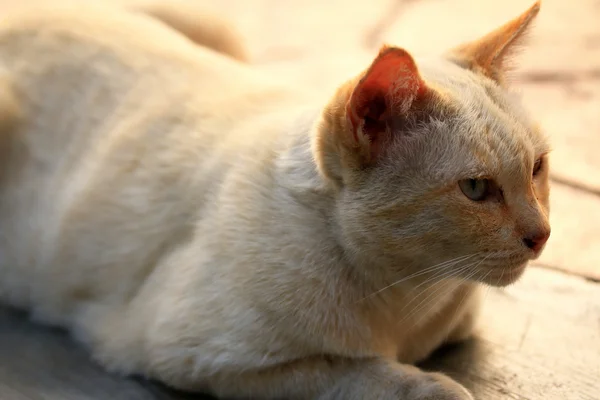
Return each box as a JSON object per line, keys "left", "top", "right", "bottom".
{"left": 0, "top": 265, "right": 598, "bottom": 400}
{"left": 0, "top": 0, "right": 598, "bottom": 399}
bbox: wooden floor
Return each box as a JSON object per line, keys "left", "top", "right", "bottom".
{"left": 1, "top": 265, "right": 598, "bottom": 400}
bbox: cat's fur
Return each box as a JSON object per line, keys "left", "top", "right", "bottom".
{"left": 0, "top": 2, "right": 550, "bottom": 399}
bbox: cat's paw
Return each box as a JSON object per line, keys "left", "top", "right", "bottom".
{"left": 324, "top": 362, "right": 473, "bottom": 400}
{"left": 402, "top": 371, "right": 474, "bottom": 400}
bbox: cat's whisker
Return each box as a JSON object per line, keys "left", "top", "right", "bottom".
{"left": 403, "top": 277, "right": 460, "bottom": 330}
{"left": 406, "top": 264, "right": 483, "bottom": 331}
{"left": 406, "top": 254, "right": 482, "bottom": 295}
{"left": 400, "top": 261, "right": 480, "bottom": 326}
{"left": 390, "top": 259, "right": 479, "bottom": 314}
{"left": 356, "top": 253, "right": 478, "bottom": 303}
{"left": 480, "top": 268, "right": 496, "bottom": 305}
{"left": 396, "top": 260, "right": 479, "bottom": 315}
{"left": 403, "top": 280, "right": 452, "bottom": 326}
{"left": 403, "top": 254, "right": 491, "bottom": 329}
{"left": 394, "top": 253, "right": 477, "bottom": 284}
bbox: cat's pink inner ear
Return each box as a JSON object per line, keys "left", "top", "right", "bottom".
{"left": 346, "top": 46, "right": 426, "bottom": 146}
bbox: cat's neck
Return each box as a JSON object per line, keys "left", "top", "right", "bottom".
{"left": 270, "top": 107, "right": 398, "bottom": 299}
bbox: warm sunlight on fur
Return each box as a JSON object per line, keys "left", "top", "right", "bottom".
{"left": 0, "top": 1, "right": 548, "bottom": 400}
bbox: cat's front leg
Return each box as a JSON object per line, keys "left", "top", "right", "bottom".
{"left": 318, "top": 359, "right": 473, "bottom": 400}
{"left": 154, "top": 355, "right": 473, "bottom": 400}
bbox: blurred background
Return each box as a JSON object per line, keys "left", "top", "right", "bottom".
{"left": 0, "top": 0, "right": 598, "bottom": 399}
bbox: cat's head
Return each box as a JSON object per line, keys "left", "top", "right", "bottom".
{"left": 315, "top": 2, "right": 549, "bottom": 287}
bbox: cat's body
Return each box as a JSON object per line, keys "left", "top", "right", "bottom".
{"left": 0, "top": 2, "right": 549, "bottom": 399}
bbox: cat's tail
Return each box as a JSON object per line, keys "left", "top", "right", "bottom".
{"left": 127, "top": 0, "right": 250, "bottom": 63}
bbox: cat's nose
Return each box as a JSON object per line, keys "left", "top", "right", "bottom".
{"left": 522, "top": 229, "right": 550, "bottom": 253}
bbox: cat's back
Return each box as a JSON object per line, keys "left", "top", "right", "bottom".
{"left": 0, "top": 3, "right": 258, "bottom": 110}
{"left": 0, "top": 3, "right": 302, "bottom": 168}
{"left": 0, "top": 4, "right": 297, "bottom": 315}
{"left": 0, "top": 2, "right": 265, "bottom": 162}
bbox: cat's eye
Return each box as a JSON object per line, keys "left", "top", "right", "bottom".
{"left": 532, "top": 158, "right": 543, "bottom": 176}
{"left": 459, "top": 178, "right": 490, "bottom": 201}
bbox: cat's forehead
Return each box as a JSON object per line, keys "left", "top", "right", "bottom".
{"left": 417, "top": 58, "right": 549, "bottom": 175}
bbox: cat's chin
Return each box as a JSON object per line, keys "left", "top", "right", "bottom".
{"left": 478, "top": 261, "right": 528, "bottom": 287}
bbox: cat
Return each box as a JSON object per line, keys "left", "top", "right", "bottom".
{"left": 0, "top": 1, "right": 550, "bottom": 399}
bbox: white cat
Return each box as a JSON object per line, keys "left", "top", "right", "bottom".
{"left": 0, "top": 2, "right": 549, "bottom": 399}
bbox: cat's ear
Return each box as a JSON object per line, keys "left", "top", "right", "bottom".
{"left": 345, "top": 46, "right": 428, "bottom": 162}
{"left": 447, "top": 1, "right": 540, "bottom": 84}
{"left": 315, "top": 46, "right": 430, "bottom": 184}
